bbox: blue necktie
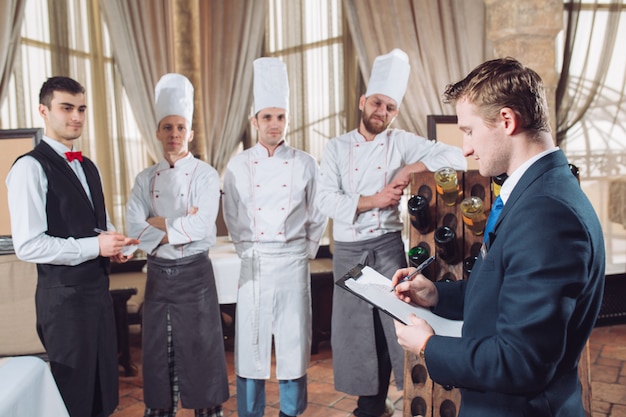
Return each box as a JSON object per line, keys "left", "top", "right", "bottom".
{"left": 484, "top": 195, "right": 503, "bottom": 241}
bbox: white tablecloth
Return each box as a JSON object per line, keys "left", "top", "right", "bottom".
{"left": 209, "top": 236, "right": 240, "bottom": 304}
{"left": 0, "top": 356, "right": 69, "bottom": 417}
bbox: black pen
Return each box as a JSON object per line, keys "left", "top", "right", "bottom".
{"left": 390, "top": 255, "right": 435, "bottom": 292}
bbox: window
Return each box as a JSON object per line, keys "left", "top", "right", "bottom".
{"left": 558, "top": 0, "right": 626, "bottom": 273}
{"left": 265, "top": 0, "right": 344, "bottom": 162}
{"left": 0, "top": 0, "right": 147, "bottom": 232}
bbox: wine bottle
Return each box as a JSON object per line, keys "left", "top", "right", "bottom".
{"left": 569, "top": 163, "right": 580, "bottom": 184}
{"left": 408, "top": 244, "right": 430, "bottom": 268}
{"left": 407, "top": 194, "right": 432, "bottom": 233}
{"left": 491, "top": 173, "right": 508, "bottom": 197}
{"left": 434, "top": 226, "right": 457, "bottom": 264}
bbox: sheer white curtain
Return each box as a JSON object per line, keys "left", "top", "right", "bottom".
{"left": 98, "top": 0, "right": 172, "bottom": 164}
{"left": 343, "top": 0, "right": 486, "bottom": 136}
{"left": 0, "top": 0, "right": 26, "bottom": 107}
{"left": 199, "top": 0, "right": 265, "bottom": 173}
{"left": 556, "top": 0, "right": 626, "bottom": 149}
{"left": 263, "top": 0, "right": 345, "bottom": 161}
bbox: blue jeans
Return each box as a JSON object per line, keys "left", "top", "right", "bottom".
{"left": 236, "top": 375, "right": 307, "bottom": 417}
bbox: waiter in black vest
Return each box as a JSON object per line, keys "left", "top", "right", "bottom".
{"left": 6, "top": 76, "right": 138, "bottom": 417}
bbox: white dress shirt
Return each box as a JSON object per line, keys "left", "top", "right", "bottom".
{"left": 498, "top": 147, "right": 560, "bottom": 205}
{"left": 5, "top": 136, "right": 108, "bottom": 265}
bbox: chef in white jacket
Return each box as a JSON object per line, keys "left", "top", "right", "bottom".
{"left": 125, "top": 73, "right": 229, "bottom": 417}
{"left": 316, "top": 49, "right": 467, "bottom": 417}
{"left": 222, "top": 57, "right": 327, "bottom": 417}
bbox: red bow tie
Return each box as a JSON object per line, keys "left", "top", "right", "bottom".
{"left": 65, "top": 151, "right": 83, "bottom": 162}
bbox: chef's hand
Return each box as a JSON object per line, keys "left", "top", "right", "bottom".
{"left": 394, "top": 315, "right": 434, "bottom": 355}
{"left": 391, "top": 267, "right": 439, "bottom": 308}
{"left": 147, "top": 216, "right": 166, "bottom": 231}
{"left": 357, "top": 183, "right": 403, "bottom": 214}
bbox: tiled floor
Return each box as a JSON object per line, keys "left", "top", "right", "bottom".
{"left": 112, "top": 324, "right": 626, "bottom": 417}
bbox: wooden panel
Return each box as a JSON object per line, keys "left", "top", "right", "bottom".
{"left": 0, "top": 129, "right": 42, "bottom": 236}
{"left": 427, "top": 115, "right": 478, "bottom": 171}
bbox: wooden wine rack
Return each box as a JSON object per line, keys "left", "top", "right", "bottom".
{"left": 403, "top": 170, "right": 592, "bottom": 417}
{"left": 403, "top": 170, "right": 490, "bottom": 417}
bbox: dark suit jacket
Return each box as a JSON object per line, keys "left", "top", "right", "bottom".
{"left": 426, "top": 150, "right": 605, "bottom": 417}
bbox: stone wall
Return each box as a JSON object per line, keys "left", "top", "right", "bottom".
{"left": 484, "top": 0, "right": 563, "bottom": 138}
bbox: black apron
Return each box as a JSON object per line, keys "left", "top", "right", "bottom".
{"left": 142, "top": 252, "right": 229, "bottom": 408}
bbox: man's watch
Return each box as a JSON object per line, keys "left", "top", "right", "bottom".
{"left": 419, "top": 335, "right": 431, "bottom": 360}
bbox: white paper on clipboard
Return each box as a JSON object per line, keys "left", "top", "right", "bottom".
{"left": 340, "top": 265, "right": 463, "bottom": 338}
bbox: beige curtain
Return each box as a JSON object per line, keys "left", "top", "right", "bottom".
{"left": 98, "top": 0, "right": 172, "bottom": 163}
{"left": 0, "top": 0, "right": 26, "bottom": 107}
{"left": 199, "top": 0, "right": 266, "bottom": 174}
{"left": 257, "top": 0, "right": 346, "bottom": 163}
{"left": 556, "top": 0, "right": 626, "bottom": 146}
{"left": 343, "top": 0, "right": 486, "bottom": 136}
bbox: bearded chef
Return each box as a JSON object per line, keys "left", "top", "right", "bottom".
{"left": 316, "top": 49, "right": 467, "bottom": 417}
{"left": 125, "top": 73, "right": 229, "bottom": 417}
{"left": 222, "top": 57, "right": 327, "bottom": 417}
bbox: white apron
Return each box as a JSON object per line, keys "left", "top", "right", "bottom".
{"left": 234, "top": 152, "right": 312, "bottom": 380}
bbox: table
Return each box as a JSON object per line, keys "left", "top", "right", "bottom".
{"left": 0, "top": 356, "right": 69, "bottom": 416}
{"left": 0, "top": 254, "right": 45, "bottom": 356}
{"left": 210, "top": 236, "right": 241, "bottom": 304}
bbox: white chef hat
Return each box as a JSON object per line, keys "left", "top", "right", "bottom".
{"left": 155, "top": 73, "right": 194, "bottom": 125}
{"left": 253, "top": 57, "right": 289, "bottom": 114}
{"left": 365, "top": 48, "right": 411, "bottom": 107}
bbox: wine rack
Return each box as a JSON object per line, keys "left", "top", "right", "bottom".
{"left": 402, "top": 170, "right": 592, "bottom": 417}
{"left": 403, "top": 170, "right": 489, "bottom": 417}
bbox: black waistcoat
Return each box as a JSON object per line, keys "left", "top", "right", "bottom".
{"left": 22, "top": 141, "right": 110, "bottom": 287}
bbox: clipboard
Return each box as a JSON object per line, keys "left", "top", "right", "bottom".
{"left": 336, "top": 264, "right": 463, "bottom": 338}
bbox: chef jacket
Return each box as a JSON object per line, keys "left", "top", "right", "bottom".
{"left": 126, "top": 153, "right": 220, "bottom": 259}
{"left": 222, "top": 142, "right": 327, "bottom": 258}
{"left": 317, "top": 128, "right": 466, "bottom": 242}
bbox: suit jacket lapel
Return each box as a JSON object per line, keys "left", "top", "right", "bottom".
{"left": 491, "top": 150, "right": 568, "bottom": 237}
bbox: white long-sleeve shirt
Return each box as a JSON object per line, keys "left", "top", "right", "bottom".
{"left": 125, "top": 153, "right": 220, "bottom": 259}
{"left": 222, "top": 142, "right": 327, "bottom": 259}
{"left": 5, "top": 136, "right": 111, "bottom": 265}
{"left": 317, "top": 128, "right": 467, "bottom": 242}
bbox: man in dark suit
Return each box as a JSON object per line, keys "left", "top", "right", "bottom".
{"left": 391, "top": 57, "right": 605, "bottom": 417}
{"left": 6, "top": 76, "right": 138, "bottom": 417}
